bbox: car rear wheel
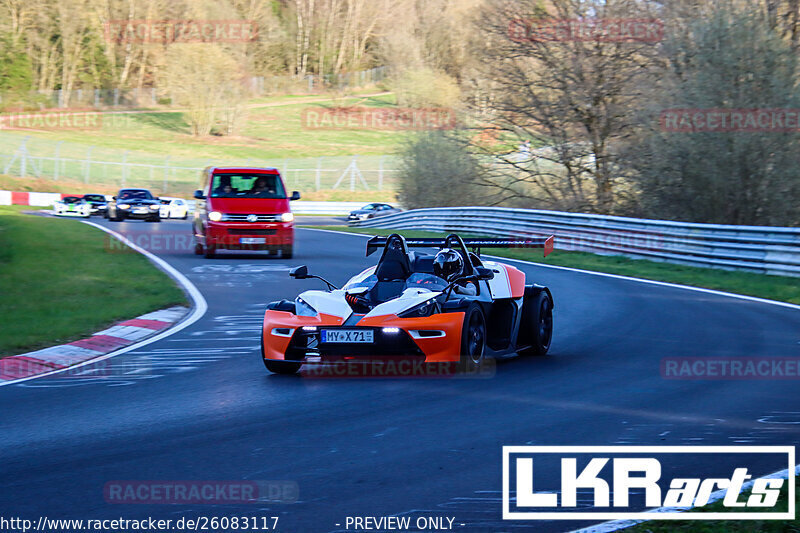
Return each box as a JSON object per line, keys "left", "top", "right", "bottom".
{"left": 262, "top": 337, "right": 301, "bottom": 375}
{"left": 519, "top": 290, "right": 553, "bottom": 356}
{"left": 460, "top": 304, "right": 486, "bottom": 370}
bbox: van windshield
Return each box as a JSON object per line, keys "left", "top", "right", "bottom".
{"left": 210, "top": 174, "right": 286, "bottom": 199}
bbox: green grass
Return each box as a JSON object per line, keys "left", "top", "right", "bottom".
{"left": 0, "top": 206, "right": 187, "bottom": 356}
{"left": 306, "top": 226, "right": 800, "bottom": 306}
{"left": 0, "top": 92, "right": 405, "bottom": 161}
{"left": 624, "top": 476, "right": 798, "bottom": 532}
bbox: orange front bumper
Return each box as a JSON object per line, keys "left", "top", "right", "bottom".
{"left": 262, "top": 310, "right": 465, "bottom": 363}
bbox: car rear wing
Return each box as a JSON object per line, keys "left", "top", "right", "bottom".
{"left": 366, "top": 234, "right": 555, "bottom": 258}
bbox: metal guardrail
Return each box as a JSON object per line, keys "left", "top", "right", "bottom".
{"left": 350, "top": 207, "right": 800, "bottom": 277}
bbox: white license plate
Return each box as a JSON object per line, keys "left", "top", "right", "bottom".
{"left": 321, "top": 329, "right": 373, "bottom": 343}
{"left": 240, "top": 237, "right": 266, "bottom": 244}
{"left": 135, "top": 208, "right": 148, "bottom": 213}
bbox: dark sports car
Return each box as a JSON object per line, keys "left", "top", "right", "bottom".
{"left": 106, "top": 188, "right": 161, "bottom": 222}
{"left": 261, "top": 232, "right": 555, "bottom": 375}
{"left": 82, "top": 194, "right": 108, "bottom": 216}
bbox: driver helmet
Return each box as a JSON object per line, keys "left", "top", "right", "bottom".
{"left": 433, "top": 248, "right": 464, "bottom": 281}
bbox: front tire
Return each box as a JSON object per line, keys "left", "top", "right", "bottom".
{"left": 459, "top": 303, "right": 486, "bottom": 370}
{"left": 281, "top": 245, "right": 293, "bottom": 259}
{"left": 204, "top": 244, "right": 216, "bottom": 259}
{"left": 519, "top": 290, "right": 553, "bottom": 356}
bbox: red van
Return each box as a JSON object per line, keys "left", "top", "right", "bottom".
{"left": 193, "top": 167, "right": 300, "bottom": 258}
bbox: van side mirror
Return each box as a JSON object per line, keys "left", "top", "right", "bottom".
{"left": 290, "top": 191, "right": 301, "bottom": 201}
{"left": 475, "top": 267, "right": 494, "bottom": 281}
{"left": 194, "top": 190, "right": 205, "bottom": 200}
{"left": 289, "top": 265, "right": 308, "bottom": 279}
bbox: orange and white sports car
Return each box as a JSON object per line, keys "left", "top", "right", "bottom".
{"left": 261, "top": 233, "right": 554, "bottom": 374}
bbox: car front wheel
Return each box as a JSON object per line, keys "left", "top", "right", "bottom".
{"left": 459, "top": 304, "right": 486, "bottom": 371}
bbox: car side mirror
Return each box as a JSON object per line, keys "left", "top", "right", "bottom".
{"left": 290, "top": 191, "right": 301, "bottom": 201}
{"left": 476, "top": 267, "right": 494, "bottom": 281}
{"left": 194, "top": 190, "right": 205, "bottom": 200}
{"left": 289, "top": 265, "right": 308, "bottom": 279}
{"left": 112, "top": 196, "right": 117, "bottom": 200}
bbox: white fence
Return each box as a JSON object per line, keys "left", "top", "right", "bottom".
{"left": 0, "top": 134, "right": 399, "bottom": 195}
{"left": 350, "top": 207, "right": 800, "bottom": 277}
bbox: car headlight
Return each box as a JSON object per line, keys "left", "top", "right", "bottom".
{"left": 279, "top": 212, "right": 294, "bottom": 222}
{"left": 295, "top": 297, "right": 317, "bottom": 317}
{"left": 118, "top": 204, "right": 130, "bottom": 209}
{"left": 149, "top": 204, "right": 159, "bottom": 210}
{"left": 398, "top": 298, "right": 440, "bottom": 318}
{"left": 208, "top": 211, "right": 223, "bottom": 222}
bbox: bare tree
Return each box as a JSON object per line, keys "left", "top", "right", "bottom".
{"left": 465, "top": 0, "right": 660, "bottom": 214}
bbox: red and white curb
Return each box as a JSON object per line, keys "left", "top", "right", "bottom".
{"left": 0, "top": 306, "right": 188, "bottom": 382}
{"left": 0, "top": 220, "right": 208, "bottom": 386}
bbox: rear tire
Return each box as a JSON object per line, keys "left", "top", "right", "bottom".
{"left": 459, "top": 303, "right": 486, "bottom": 371}
{"left": 519, "top": 290, "right": 553, "bottom": 356}
{"left": 262, "top": 336, "right": 301, "bottom": 374}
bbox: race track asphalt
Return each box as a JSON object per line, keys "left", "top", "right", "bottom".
{"left": 1, "top": 218, "right": 799, "bottom": 532}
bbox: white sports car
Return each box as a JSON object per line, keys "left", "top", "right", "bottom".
{"left": 54, "top": 196, "right": 91, "bottom": 218}
{"left": 158, "top": 197, "right": 189, "bottom": 219}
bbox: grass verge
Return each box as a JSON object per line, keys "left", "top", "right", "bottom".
{"left": 623, "top": 475, "right": 798, "bottom": 532}
{"left": 306, "top": 226, "right": 800, "bottom": 306}
{"left": 0, "top": 206, "right": 187, "bottom": 357}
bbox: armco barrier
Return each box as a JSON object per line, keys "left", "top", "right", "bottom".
{"left": 350, "top": 207, "right": 800, "bottom": 277}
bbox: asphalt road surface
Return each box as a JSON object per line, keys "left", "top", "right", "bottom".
{"left": 2, "top": 218, "right": 799, "bottom": 532}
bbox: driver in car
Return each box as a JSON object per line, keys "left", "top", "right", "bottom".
{"left": 433, "top": 248, "right": 477, "bottom": 296}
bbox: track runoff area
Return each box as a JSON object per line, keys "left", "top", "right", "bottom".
{"left": 0, "top": 218, "right": 797, "bottom": 533}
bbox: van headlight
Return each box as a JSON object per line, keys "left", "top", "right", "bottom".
{"left": 279, "top": 212, "right": 294, "bottom": 222}
{"left": 208, "top": 211, "right": 223, "bottom": 222}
